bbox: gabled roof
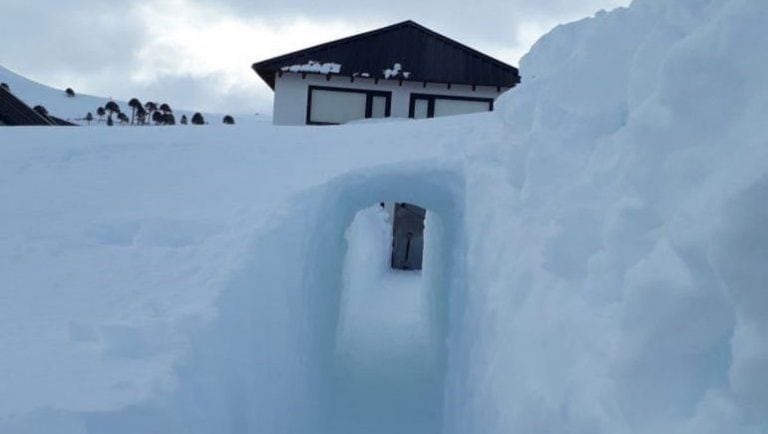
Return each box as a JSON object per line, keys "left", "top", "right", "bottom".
{"left": 252, "top": 20, "right": 521, "bottom": 90}
{"left": 0, "top": 86, "right": 53, "bottom": 126}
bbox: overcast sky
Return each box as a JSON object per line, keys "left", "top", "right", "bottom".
{"left": 1, "top": 0, "right": 629, "bottom": 115}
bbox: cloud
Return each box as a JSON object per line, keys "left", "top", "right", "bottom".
{"left": 0, "top": 0, "right": 629, "bottom": 115}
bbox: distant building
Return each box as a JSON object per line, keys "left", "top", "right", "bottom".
{"left": 252, "top": 20, "right": 520, "bottom": 126}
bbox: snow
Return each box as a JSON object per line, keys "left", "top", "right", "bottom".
{"left": 383, "top": 62, "right": 411, "bottom": 79}
{"left": 281, "top": 61, "right": 342, "bottom": 74}
{"left": 0, "top": 65, "right": 267, "bottom": 126}
{"left": 1, "top": 0, "right": 767, "bottom": 432}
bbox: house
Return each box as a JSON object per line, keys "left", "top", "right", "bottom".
{"left": 253, "top": 21, "right": 521, "bottom": 270}
{"left": 252, "top": 20, "right": 520, "bottom": 126}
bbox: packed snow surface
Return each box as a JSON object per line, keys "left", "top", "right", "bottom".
{"left": 1, "top": 0, "right": 767, "bottom": 432}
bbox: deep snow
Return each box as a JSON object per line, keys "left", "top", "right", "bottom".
{"left": 1, "top": 0, "right": 767, "bottom": 432}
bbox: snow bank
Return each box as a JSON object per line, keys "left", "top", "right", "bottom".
{"left": 1, "top": 0, "right": 767, "bottom": 432}
{"left": 450, "top": 0, "right": 768, "bottom": 432}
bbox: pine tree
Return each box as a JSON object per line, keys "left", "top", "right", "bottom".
{"left": 105, "top": 101, "right": 121, "bottom": 119}
{"left": 33, "top": 105, "right": 49, "bottom": 117}
{"left": 65, "top": 88, "right": 75, "bottom": 97}
{"left": 191, "top": 112, "right": 205, "bottom": 125}
{"left": 223, "top": 115, "right": 235, "bottom": 125}
{"left": 128, "top": 98, "right": 142, "bottom": 124}
{"left": 152, "top": 111, "right": 164, "bottom": 125}
{"left": 136, "top": 106, "right": 147, "bottom": 125}
{"left": 85, "top": 112, "right": 93, "bottom": 125}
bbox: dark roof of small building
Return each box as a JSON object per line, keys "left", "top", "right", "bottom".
{"left": 252, "top": 20, "right": 521, "bottom": 90}
{"left": 0, "top": 86, "right": 78, "bottom": 127}
{"left": 0, "top": 86, "right": 54, "bottom": 126}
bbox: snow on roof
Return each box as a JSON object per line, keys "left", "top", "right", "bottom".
{"left": 253, "top": 20, "right": 520, "bottom": 89}
{"left": 280, "top": 61, "right": 341, "bottom": 74}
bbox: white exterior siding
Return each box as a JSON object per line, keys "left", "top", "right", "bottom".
{"left": 272, "top": 72, "right": 509, "bottom": 126}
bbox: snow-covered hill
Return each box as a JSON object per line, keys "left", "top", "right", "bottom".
{"left": 0, "top": 65, "right": 268, "bottom": 126}
{"left": 1, "top": 0, "right": 766, "bottom": 433}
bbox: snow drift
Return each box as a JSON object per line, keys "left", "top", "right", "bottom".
{"left": 1, "top": 0, "right": 767, "bottom": 432}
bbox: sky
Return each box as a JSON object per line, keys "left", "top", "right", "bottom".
{"left": 0, "top": 0, "right": 630, "bottom": 116}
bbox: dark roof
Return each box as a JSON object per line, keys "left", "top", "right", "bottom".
{"left": 252, "top": 20, "right": 520, "bottom": 90}
{"left": 0, "top": 86, "right": 78, "bottom": 127}
{"left": 0, "top": 86, "right": 53, "bottom": 126}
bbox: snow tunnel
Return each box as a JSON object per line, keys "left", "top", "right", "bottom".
{"left": 92, "top": 164, "right": 470, "bottom": 434}
{"left": 301, "top": 165, "right": 467, "bottom": 434}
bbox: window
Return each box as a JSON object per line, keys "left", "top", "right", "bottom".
{"left": 307, "top": 86, "right": 391, "bottom": 125}
{"left": 409, "top": 94, "right": 494, "bottom": 119}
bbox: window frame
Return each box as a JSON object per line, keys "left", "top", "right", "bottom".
{"left": 408, "top": 93, "right": 494, "bottom": 119}
{"left": 306, "top": 85, "right": 392, "bottom": 125}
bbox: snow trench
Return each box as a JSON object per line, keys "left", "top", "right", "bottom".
{"left": 81, "top": 163, "right": 467, "bottom": 434}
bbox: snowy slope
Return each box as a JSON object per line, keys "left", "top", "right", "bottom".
{"left": 0, "top": 65, "right": 268, "bottom": 125}
{"left": 1, "top": 0, "right": 767, "bottom": 433}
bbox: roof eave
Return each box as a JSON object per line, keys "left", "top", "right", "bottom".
{"left": 255, "top": 69, "right": 520, "bottom": 90}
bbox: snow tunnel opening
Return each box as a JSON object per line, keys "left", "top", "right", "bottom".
{"left": 334, "top": 202, "right": 435, "bottom": 365}
{"left": 302, "top": 167, "right": 465, "bottom": 434}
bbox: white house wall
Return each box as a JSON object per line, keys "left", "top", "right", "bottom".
{"left": 272, "top": 72, "right": 509, "bottom": 126}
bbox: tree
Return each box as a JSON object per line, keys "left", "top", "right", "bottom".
{"left": 117, "top": 112, "right": 130, "bottom": 124}
{"left": 1, "top": 82, "right": 10, "bottom": 91}
{"left": 96, "top": 107, "right": 106, "bottom": 122}
{"left": 191, "top": 112, "right": 205, "bottom": 125}
{"left": 163, "top": 113, "right": 176, "bottom": 125}
{"left": 107, "top": 116, "right": 114, "bottom": 127}
{"left": 65, "top": 88, "right": 75, "bottom": 97}
{"left": 152, "top": 110, "right": 164, "bottom": 125}
{"left": 128, "top": 98, "right": 142, "bottom": 124}
{"left": 33, "top": 105, "right": 49, "bottom": 117}
{"left": 144, "top": 101, "right": 158, "bottom": 120}
{"left": 105, "top": 101, "right": 121, "bottom": 118}
{"left": 85, "top": 112, "right": 93, "bottom": 125}
{"left": 159, "top": 103, "right": 172, "bottom": 114}
{"left": 222, "top": 115, "right": 235, "bottom": 125}
{"left": 180, "top": 114, "right": 188, "bottom": 125}
{"left": 136, "top": 106, "right": 147, "bottom": 125}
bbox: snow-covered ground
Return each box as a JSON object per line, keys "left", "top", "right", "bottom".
{"left": 1, "top": 0, "right": 767, "bottom": 433}
{"left": 0, "top": 65, "right": 269, "bottom": 126}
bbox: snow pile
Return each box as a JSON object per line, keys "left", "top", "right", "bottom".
{"left": 281, "top": 61, "right": 342, "bottom": 74}
{"left": 452, "top": 0, "right": 768, "bottom": 432}
{"left": 383, "top": 62, "right": 411, "bottom": 79}
{"left": 1, "top": 0, "right": 766, "bottom": 432}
